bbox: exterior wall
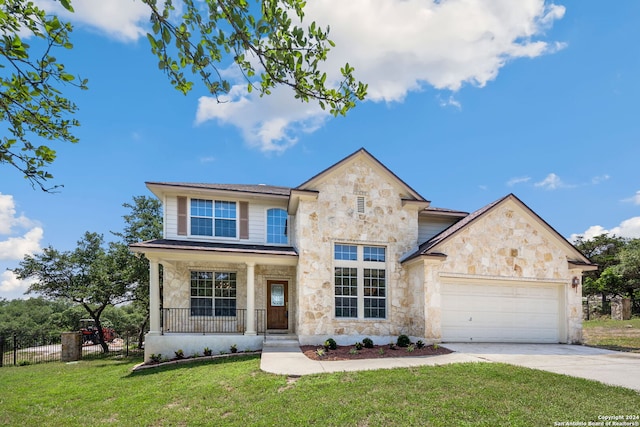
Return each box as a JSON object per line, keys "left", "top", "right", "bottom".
{"left": 144, "top": 334, "right": 263, "bottom": 361}
{"left": 418, "top": 216, "right": 458, "bottom": 244}
{"left": 294, "top": 158, "right": 423, "bottom": 345}
{"left": 422, "top": 199, "right": 580, "bottom": 343}
{"left": 163, "top": 194, "right": 289, "bottom": 245}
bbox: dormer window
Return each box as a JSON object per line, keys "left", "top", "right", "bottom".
{"left": 190, "top": 199, "right": 237, "bottom": 238}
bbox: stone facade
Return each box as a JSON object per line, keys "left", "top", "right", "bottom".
{"left": 420, "top": 199, "right": 583, "bottom": 344}
{"left": 294, "top": 158, "right": 423, "bottom": 345}
{"left": 136, "top": 148, "right": 593, "bottom": 361}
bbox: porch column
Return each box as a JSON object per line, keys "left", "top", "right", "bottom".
{"left": 149, "top": 259, "right": 161, "bottom": 335}
{"left": 245, "top": 262, "right": 256, "bottom": 335}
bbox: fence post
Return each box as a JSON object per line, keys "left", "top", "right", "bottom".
{"left": 126, "top": 334, "right": 129, "bottom": 357}
{"left": 0, "top": 335, "right": 4, "bottom": 368}
{"left": 13, "top": 333, "right": 17, "bottom": 366}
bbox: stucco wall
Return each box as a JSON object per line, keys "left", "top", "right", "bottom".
{"left": 294, "top": 158, "right": 423, "bottom": 345}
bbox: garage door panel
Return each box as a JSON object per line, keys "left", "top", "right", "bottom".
{"left": 441, "top": 282, "right": 561, "bottom": 343}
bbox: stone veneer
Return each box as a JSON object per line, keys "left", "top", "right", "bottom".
{"left": 419, "top": 199, "right": 583, "bottom": 344}
{"left": 294, "top": 158, "right": 423, "bottom": 345}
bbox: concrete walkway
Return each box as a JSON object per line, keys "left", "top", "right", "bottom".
{"left": 260, "top": 342, "right": 640, "bottom": 392}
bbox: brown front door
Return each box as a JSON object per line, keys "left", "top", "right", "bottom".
{"left": 267, "top": 280, "right": 288, "bottom": 329}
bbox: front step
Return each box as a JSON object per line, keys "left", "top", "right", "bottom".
{"left": 263, "top": 334, "right": 299, "bottom": 348}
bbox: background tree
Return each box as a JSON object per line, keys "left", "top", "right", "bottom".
{"left": 2, "top": 0, "right": 365, "bottom": 190}
{"left": 112, "top": 195, "right": 163, "bottom": 347}
{"left": 14, "top": 232, "right": 135, "bottom": 352}
{"left": 614, "top": 239, "right": 640, "bottom": 312}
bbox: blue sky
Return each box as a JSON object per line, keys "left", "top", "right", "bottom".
{"left": 1, "top": 0, "right": 639, "bottom": 299}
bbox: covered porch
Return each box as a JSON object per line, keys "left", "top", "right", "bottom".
{"left": 131, "top": 239, "right": 298, "bottom": 359}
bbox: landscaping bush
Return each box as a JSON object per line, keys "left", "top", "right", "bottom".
{"left": 354, "top": 341, "right": 363, "bottom": 350}
{"left": 362, "top": 337, "right": 374, "bottom": 348}
{"left": 396, "top": 334, "right": 411, "bottom": 348}
{"left": 324, "top": 338, "right": 337, "bottom": 350}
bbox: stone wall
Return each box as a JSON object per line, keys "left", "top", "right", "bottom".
{"left": 161, "top": 260, "right": 296, "bottom": 333}
{"left": 294, "top": 158, "right": 422, "bottom": 345}
{"left": 422, "top": 199, "right": 581, "bottom": 343}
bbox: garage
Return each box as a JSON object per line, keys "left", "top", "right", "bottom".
{"left": 441, "top": 281, "right": 564, "bottom": 343}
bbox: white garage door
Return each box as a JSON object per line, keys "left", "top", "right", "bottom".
{"left": 441, "top": 282, "right": 562, "bottom": 343}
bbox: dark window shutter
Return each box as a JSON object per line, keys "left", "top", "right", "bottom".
{"left": 177, "top": 196, "right": 187, "bottom": 236}
{"left": 239, "top": 201, "right": 249, "bottom": 239}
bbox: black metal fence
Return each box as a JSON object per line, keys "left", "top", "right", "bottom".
{"left": 0, "top": 333, "right": 144, "bottom": 367}
{"left": 162, "top": 308, "right": 266, "bottom": 335}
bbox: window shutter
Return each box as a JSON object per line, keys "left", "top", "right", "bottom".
{"left": 239, "top": 201, "right": 249, "bottom": 239}
{"left": 177, "top": 196, "right": 187, "bottom": 236}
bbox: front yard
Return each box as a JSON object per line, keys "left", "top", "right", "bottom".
{"left": 0, "top": 355, "right": 638, "bottom": 426}
{"left": 583, "top": 317, "right": 640, "bottom": 352}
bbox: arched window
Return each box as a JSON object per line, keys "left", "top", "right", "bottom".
{"left": 267, "top": 208, "right": 288, "bottom": 244}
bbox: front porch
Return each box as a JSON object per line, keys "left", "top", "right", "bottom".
{"left": 161, "top": 308, "right": 267, "bottom": 335}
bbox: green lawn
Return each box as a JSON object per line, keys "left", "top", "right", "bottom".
{"left": 583, "top": 317, "right": 640, "bottom": 352}
{"left": 0, "top": 356, "right": 638, "bottom": 426}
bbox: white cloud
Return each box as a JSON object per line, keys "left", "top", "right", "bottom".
{"left": 196, "top": 85, "right": 328, "bottom": 153}
{"left": 0, "top": 194, "right": 43, "bottom": 261}
{"left": 534, "top": 173, "right": 574, "bottom": 190}
{"left": 34, "top": 0, "right": 149, "bottom": 42}
{"left": 591, "top": 174, "right": 610, "bottom": 184}
{"left": 196, "top": 0, "right": 566, "bottom": 151}
{"left": 0, "top": 270, "right": 35, "bottom": 294}
{"left": 0, "top": 228, "right": 44, "bottom": 261}
{"left": 507, "top": 176, "right": 531, "bottom": 187}
{"left": 570, "top": 217, "right": 640, "bottom": 242}
{"left": 622, "top": 190, "right": 640, "bottom": 205}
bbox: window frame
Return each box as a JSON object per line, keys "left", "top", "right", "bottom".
{"left": 333, "top": 244, "right": 387, "bottom": 320}
{"left": 189, "top": 198, "right": 238, "bottom": 239}
{"left": 266, "top": 208, "right": 289, "bottom": 245}
{"left": 190, "top": 271, "right": 237, "bottom": 317}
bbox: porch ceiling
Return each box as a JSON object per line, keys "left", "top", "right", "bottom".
{"left": 130, "top": 239, "right": 298, "bottom": 266}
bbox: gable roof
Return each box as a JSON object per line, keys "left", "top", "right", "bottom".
{"left": 296, "top": 148, "right": 429, "bottom": 203}
{"left": 403, "top": 193, "right": 594, "bottom": 265}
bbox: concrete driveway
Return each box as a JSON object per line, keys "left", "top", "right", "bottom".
{"left": 442, "top": 343, "right": 640, "bottom": 392}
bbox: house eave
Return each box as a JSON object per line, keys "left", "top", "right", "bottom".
{"left": 288, "top": 189, "right": 319, "bottom": 214}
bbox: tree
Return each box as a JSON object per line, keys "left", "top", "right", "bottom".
{"left": 13, "top": 232, "right": 135, "bottom": 352}
{"left": 112, "top": 195, "right": 163, "bottom": 347}
{"left": 0, "top": 0, "right": 87, "bottom": 191}
{"left": 614, "top": 239, "right": 640, "bottom": 312}
{"left": 2, "top": 0, "right": 366, "bottom": 190}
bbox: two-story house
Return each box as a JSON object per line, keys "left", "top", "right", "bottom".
{"left": 131, "top": 148, "right": 595, "bottom": 360}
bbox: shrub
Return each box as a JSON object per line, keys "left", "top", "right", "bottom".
{"left": 388, "top": 342, "right": 396, "bottom": 350}
{"left": 230, "top": 344, "right": 238, "bottom": 353}
{"left": 362, "top": 337, "right": 374, "bottom": 348}
{"left": 396, "top": 334, "right": 411, "bottom": 348}
{"left": 324, "top": 338, "right": 337, "bottom": 350}
{"left": 203, "top": 347, "right": 212, "bottom": 357}
{"left": 416, "top": 340, "right": 425, "bottom": 349}
{"left": 174, "top": 349, "right": 185, "bottom": 359}
{"left": 354, "top": 341, "right": 363, "bottom": 350}
{"left": 406, "top": 344, "right": 415, "bottom": 353}
{"left": 316, "top": 348, "right": 325, "bottom": 357}
{"left": 349, "top": 348, "right": 358, "bottom": 355}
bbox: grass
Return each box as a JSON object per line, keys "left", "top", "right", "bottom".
{"left": 583, "top": 317, "right": 640, "bottom": 352}
{"left": 0, "top": 356, "right": 638, "bottom": 426}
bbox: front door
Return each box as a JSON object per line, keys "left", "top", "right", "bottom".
{"left": 267, "top": 280, "right": 288, "bottom": 329}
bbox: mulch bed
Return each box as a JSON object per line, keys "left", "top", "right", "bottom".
{"left": 300, "top": 344, "right": 452, "bottom": 361}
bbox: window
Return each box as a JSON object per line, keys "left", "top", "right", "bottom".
{"left": 190, "top": 199, "right": 237, "bottom": 238}
{"left": 190, "top": 271, "right": 236, "bottom": 316}
{"left": 267, "top": 208, "right": 288, "bottom": 244}
{"left": 334, "top": 244, "right": 386, "bottom": 319}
